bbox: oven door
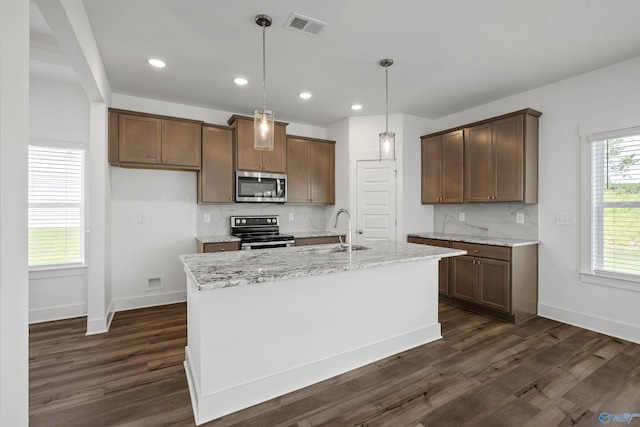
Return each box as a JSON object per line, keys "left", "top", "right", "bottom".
{"left": 236, "top": 171, "right": 287, "bottom": 203}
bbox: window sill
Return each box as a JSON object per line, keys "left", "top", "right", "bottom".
{"left": 580, "top": 270, "right": 640, "bottom": 292}
{"left": 29, "top": 265, "right": 87, "bottom": 280}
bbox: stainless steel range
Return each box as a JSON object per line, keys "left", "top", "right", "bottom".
{"left": 230, "top": 215, "right": 295, "bottom": 250}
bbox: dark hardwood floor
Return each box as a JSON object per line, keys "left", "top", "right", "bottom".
{"left": 29, "top": 302, "right": 640, "bottom": 427}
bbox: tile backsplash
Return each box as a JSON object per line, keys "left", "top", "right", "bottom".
{"left": 433, "top": 203, "right": 538, "bottom": 240}
{"left": 197, "top": 204, "right": 329, "bottom": 236}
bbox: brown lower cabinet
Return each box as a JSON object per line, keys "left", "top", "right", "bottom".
{"left": 197, "top": 241, "right": 240, "bottom": 253}
{"left": 408, "top": 237, "right": 538, "bottom": 323}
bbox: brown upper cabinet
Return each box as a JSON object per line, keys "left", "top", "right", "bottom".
{"left": 286, "top": 135, "right": 336, "bottom": 205}
{"left": 198, "top": 125, "right": 234, "bottom": 204}
{"left": 227, "top": 115, "right": 288, "bottom": 173}
{"left": 465, "top": 111, "right": 539, "bottom": 203}
{"left": 420, "top": 108, "right": 541, "bottom": 205}
{"left": 109, "top": 109, "right": 202, "bottom": 171}
{"left": 421, "top": 130, "right": 464, "bottom": 204}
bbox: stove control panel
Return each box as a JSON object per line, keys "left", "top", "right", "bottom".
{"left": 231, "top": 215, "right": 280, "bottom": 229}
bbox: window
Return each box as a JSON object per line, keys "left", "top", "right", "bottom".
{"left": 28, "top": 145, "right": 85, "bottom": 268}
{"left": 590, "top": 131, "right": 640, "bottom": 280}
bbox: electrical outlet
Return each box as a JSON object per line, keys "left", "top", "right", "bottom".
{"left": 555, "top": 214, "right": 576, "bottom": 226}
{"left": 138, "top": 214, "right": 146, "bottom": 224}
{"left": 289, "top": 213, "right": 294, "bottom": 221}
{"left": 204, "top": 213, "right": 211, "bottom": 223}
{"left": 516, "top": 213, "right": 525, "bottom": 224}
{"left": 459, "top": 212, "right": 465, "bottom": 222}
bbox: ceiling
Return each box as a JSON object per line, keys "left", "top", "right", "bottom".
{"left": 32, "top": 1, "right": 640, "bottom": 128}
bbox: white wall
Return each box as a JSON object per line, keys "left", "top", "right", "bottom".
{"left": 400, "top": 114, "right": 436, "bottom": 236}
{"left": 431, "top": 55, "right": 640, "bottom": 343}
{"left": 326, "top": 118, "right": 350, "bottom": 226}
{"left": 111, "top": 168, "right": 197, "bottom": 310}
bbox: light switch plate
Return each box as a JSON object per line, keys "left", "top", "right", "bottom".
{"left": 459, "top": 212, "right": 465, "bottom": 222}
{"left": 516, "top": 213, "right": 525, "bottom": 224}
{"left": 555, "top": 214, "right": 575, "bottom": 226}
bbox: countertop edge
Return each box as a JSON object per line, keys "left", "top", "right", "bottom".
{"left": 407, "top": 232, "right": 540, "bottom": 247}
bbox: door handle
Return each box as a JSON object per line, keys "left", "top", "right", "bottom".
{"left": 357, "top": 230, "right": 363, "bottom": 234}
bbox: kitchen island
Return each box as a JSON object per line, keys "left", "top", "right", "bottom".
{"left": 180, "top": 241, "right": 464, "bottom": 425}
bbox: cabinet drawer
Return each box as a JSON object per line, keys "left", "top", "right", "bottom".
{"left": 201, "top": 242, "right": 240, "bottom": 253}
{"left": 407, "top": 237, "right": 450, "bottom": 248}
{"left": 451, "top": 242, "right": 510, "bottom": 261}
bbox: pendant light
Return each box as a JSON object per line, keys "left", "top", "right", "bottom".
{"left": 254, "top": 14, "right": 274, "bottom": 151}
{"left": 379, "top": 58, "right": 395, "bottom": 161}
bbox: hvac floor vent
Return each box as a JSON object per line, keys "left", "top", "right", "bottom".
{"left": 146, "top": 275, "right": 164, "bottom": 291}
{"left": 284, "top": 13, "right": 328, "bottom": 36}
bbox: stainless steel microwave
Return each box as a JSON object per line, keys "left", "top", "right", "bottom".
{"left": 235, "top": 171, "right": 287, "bottom": 203}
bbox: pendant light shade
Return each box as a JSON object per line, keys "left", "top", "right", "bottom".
{"left": 254, "top": 14, "right": 274, "bottom": 151}
{"left": 379, "top": 58, "right": 395, "bottom": 161}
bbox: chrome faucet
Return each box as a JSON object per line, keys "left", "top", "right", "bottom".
{"left": 332, "top": 208, "right": 352, "bottom": 254}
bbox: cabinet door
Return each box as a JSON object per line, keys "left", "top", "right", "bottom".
{"left": 235, "top": 118, "right": 263, "bottom": 171}
{"left": 421, "top": 135, "right": 442, "bottom": 204}
{"left": 477, "top": 258, "right": 510, "bottom": 312}
{"left": 286, "top": 137, "right": 311, "bottom": 203}
{"left": 464, "top": 123, "right": 493, "bottom": 202}
{"left": 310, "top": 141, "right": 335, "bottom": 204}
{"left": 261, "top": 123, "right": 287, "bottom": 173}
{"left": 162, "top": 119, "right": 201, "bottom": 168}
{"left": 118, "top": 114, "right": 162, "bottom": 164}
{"left": 441, "top": 130, "right": 464, "bottom": 203}
{"left": 493, "top": 115, "right": 524, "bottom": 202}
{"left": 199, "top": 126, "right": 234, "bottom": 204}
{"left": 450, "top": 255, "right": 477, "bottom": 302}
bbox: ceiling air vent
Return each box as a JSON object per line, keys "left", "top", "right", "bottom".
{"left": 284, "top": 13, "right": 328, "bottom": 36}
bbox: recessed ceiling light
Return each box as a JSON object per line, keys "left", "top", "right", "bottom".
{"left": 351, "top": 104, "right": 363, "bottom": 110}
{"left": 148, "top": 58, "right": 166, "bottom": 68}
{"left": 299, "top": 91, "right": 312, "bottom": 99}
{"left": 234, "top": 77, "right": 248, "bottom": 85}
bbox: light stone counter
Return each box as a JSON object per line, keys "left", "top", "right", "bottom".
{"left": 180, "top": 241, "right": 465, "bottom": 291}
{"left": 407, "top": 232, "right": 539, "bottom": 247}
{"left": 196, "top": 235, "right": 240, "bottom": 244}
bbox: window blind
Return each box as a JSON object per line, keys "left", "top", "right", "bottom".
{"left": 591, "top": 134, "right": 640, "bottom": 279}
{"left": 28, "top": 146, "right": 84, "bottom": 267}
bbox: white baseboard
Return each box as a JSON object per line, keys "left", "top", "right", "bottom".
{"left": 29, "top": 303, "right": 86, "bottom": 324}
{"left": 538, "top": 303, "right": 640, "bottom": 344}
{"left": 114, "top": 290, "right": 186, "bottom": 312}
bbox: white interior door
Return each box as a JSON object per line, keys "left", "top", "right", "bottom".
{"left": 356, "top": 160, "right": 397, "bottom": 243}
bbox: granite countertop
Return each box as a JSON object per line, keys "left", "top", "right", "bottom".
{"left": 407, "top": 232, "right": 539, "bottom": 247}
{"left": 197, "top": 235, "right": 240, "bottom": 244}
{"left": 181, "top": 241, "right": 465, "bottom": 291}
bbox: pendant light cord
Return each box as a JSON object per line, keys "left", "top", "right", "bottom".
{"left": 385, "top": 64, "right": 389, "bottom": 133}
{"left": 262, "top": 22, "right": 267, "bottom": 112}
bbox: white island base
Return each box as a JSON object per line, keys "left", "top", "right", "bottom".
{"left": 184, "top": 259, "right": 440, "bottom": 425}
